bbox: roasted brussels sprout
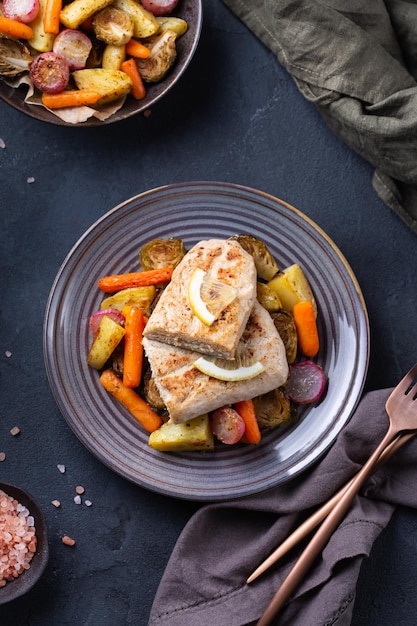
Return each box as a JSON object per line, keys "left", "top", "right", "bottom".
{"left": 139, "top": 237, "right": 186, "bottom": 271}
{"left": 86, "top": 38, "right": 103, "bottom": 69}
{"left": 111, "top": 344, "right": 124, "bottom": 377}
{"left": 253, "top": 388, "right": 293, "bottom": 430}
{"left": 135, "top": 30, "right": 177, "bottom": 83}
{"left": 229, "top": 234, "right": 279, "bottom": 281}
{"left": 93, "top": 7, "right": 134, "bottom": 46}
{"left": 271, "top": 310, "right": 298, "bottom": 363}
{"left": 0, "top": 36, "right": 31, "bottom": 77}
{"left": 257, "top": 282, "right": 282, "bottom": 312}
{"left": 143, "top": 368, "right": 167, "bottom": 413}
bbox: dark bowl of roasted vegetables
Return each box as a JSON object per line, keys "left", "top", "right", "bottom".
{"left": 0, "top": 0, "right": 202, "bottom": 126}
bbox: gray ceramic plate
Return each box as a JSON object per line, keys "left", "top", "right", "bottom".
{"left": 0, "top": 0, "right": 202, "bottom": 126}
{"left": 43, "top": 181, "right": 369, "bottom": 501}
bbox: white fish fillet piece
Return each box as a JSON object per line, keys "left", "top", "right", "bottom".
{"left": 142, "top": 239, "right": 257, "bottom": 360}
{"left": 143, "top": 301, "right": 289, "bottom": 424}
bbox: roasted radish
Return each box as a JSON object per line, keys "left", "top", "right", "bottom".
{"left": 210, "top": 406, "right": 245, "bottom": 445}
{"left": 285, "top": 361, "right": 326, "bottom": 405}
{"left": 141, "top": 0, "right": 179, "bottom": 17}
{"left": 30, "top": 52, "right": 70, "bottom": 93}
{"left": 89, "top": 309, "right": 125, "bottom": 336}
{"left": 2, "top": 0, "right": 40, "bottom": 24}
{"left": 53, "top": 29, "right": 93, "bottom": 70}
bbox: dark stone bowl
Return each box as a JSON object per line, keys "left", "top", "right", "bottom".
{"left": 0, "top": 0, "right": 202, "bottom": 126}
{"left": 0, "top": 482, "right": 49, "bottom": 605}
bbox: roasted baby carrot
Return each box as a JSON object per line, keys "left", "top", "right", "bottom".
{"left": 120, "top": 58, "right": 146, "bottom": 100}
{"left": 0, "top": 15, "right": 33, "bottom": 38}
{"left": 98, "top": 267, "right": 173, "bottom": 292}
{"left": 43, "top": 0, "right": 62, "bottom": 34}
{"left": 293, "top": 300, "right": 319, "bottom": 357}
{"left": 100, "top": 369, "right": 163, "bottom": 433}
{"left": 235, "top": 399, "right": 262, "bottom": 444}
{"left": 125, "top": 38, "right": 151, "bottom": 59}
{"left": 122, "top": 305, "right": 145, "bottom": 389}
{"left": 42, "top": 90, "right": 102, "bottom": 109}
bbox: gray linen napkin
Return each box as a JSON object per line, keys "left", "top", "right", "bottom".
{"left": 220, "top": 0, "right": 417, "bottom": 234}
{"left": 149, "top": 388, "right": 417, "bottom": 625}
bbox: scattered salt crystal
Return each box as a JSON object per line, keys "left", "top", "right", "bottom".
{"left": 57, "top": 464, "right": 66, "bottom": 474}
{"left": 75, "top": 486, "right": 84, "bottom": 495}
{"left": 0, "top": 138, "right": 5, "bottom": 149}
{"left": 84, "top": 500, "right": 92, "bottom": 507}
{"left": 27, "top": 177, "right": 35, "bottom": 184}
{"left": 73, "top": 495, "right": 81, "bottom": 505}
{"left": 51, "top": 500, "right": 61, "bottom": 508}
{"left": 0, "top": 453, "right": 5, "bottom": 462}
{"left": 5, "top": 351, "right": 11, "bottom": 358}
{"left": 61, "top": 535, "right": 75, "bottom": 546}
{"left": 10, "top": 426, "right": 20, "bottom": 436}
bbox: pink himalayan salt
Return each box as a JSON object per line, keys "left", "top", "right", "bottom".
{"left": 61, "top": 535, "right": 75, "bottom": 546}
{"left": 0, "top": 490, "right": 37, "bottom": 587}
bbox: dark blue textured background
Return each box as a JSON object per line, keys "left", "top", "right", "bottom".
{"left": 1, "top": 2, "right": 416, "bottom": 624}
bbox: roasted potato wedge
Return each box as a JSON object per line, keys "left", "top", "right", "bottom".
{"left": 148, "top": 414, "right": 214, "bottom": 451}
{"left": 87, "top": 315, "right": 125, "bottom": 370}
{"left": 112, "top": 0, "right": 159, "bottom": 38}
{"left": 268, "top": 264, "right": 317, "bottom": 315}
{"left": 100, "top": 286, "right": 156, "bottom": 314}
{"left": 101, "top": 44, "right": 126, "bottom": 70}
{"left": 156, "top": 16, "right": 188, "bottom": 36}
{"left": 72, "top": 68, "right": 133, "bottom": 105}
{"left": 28, "top": 0, "right": 55, "bottom": 51}
{"left": 60, "top": 0, "right": 113, "bottom": 30}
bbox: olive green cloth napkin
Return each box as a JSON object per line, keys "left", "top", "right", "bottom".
{"left": 220, "top": 0, "right": 417, "bottom": 234}
{"left": 148, "top": 388, "right": 417, "bottom": 625}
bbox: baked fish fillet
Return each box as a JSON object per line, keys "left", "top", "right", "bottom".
{"left": 142, "top": 239, "right": 257, "bottom": 360}
{"left": 143, "top": 301, "right": 289, "bottom": 424}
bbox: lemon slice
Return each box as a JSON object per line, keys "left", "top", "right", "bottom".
{"left": 188, "top": 268, "right": 237, "bottom": 326}
{"left": 193, "top": 356, "right": 265, "bottom": 381}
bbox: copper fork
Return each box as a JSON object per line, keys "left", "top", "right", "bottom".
{"left": 256, "top": 363, "right": 417, "bottom": 626}
{"left": 247, "top": 432, "right": 414, "bottom": 584}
